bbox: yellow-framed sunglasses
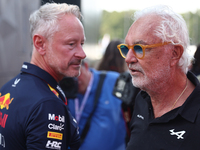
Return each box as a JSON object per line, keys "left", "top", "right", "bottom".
{"left": 117, "top": 42, "right": 171, "bottom": 59}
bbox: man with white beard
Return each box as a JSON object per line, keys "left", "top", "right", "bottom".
{"left": 117, "top": 5, "right": 200, "bottom": 150}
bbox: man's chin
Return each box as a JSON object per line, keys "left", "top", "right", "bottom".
{"left": 65, "top": 70, "right": 80, "bottom": 78}
{"left": 132, "top": 78, "right": 144, "bottom": 88}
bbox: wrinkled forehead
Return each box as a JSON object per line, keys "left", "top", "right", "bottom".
{"left": 125, "top": 14, "right": 162, "bottom": 44}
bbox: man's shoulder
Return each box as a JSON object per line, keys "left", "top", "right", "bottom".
{"left": 0, "top": 73, "right": 58, "bottom": 104}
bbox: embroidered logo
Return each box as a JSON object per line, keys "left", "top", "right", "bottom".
{"left": 137, "top": 114, "right": 144, "bottom": 120}
{"left": 169, "top": 129, "right": 186, "bottom": 139}
{"left": 73, "top": 118, "right": 77, "bottom": 124}
{"left": 48, "top": 123, "right": 64, "bottom": 131}
{"left": 0, "top": 93, "right": 14, "bottom": 110}
{"left": 48, "top": 113, "right": 65, "bottom": 123}
{"left": 46, "top": 140, "right": 62, "bottom": 150}
{"left": 56, "top": 85, "right": 65, "bottom": 98}
{"left": 22, "top": 64, "right": 28, "bottom": 69}
{"left": 48, "top": 85, "right": 59, "bottom": 97}
{"left": 12, "top": 78, "right": 20, "bottom": 87}
{"left": 0, "top": 133, "right": 5, "bottom": 148}
{"left": 47, "top": 131, "right": 63, "bottom": 140}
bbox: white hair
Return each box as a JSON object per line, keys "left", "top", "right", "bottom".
{"left": 29, "top": 3, "right": 82, "bottom": 40}
{"left": 133, "top": 5, "right": 192, "bottom": 73}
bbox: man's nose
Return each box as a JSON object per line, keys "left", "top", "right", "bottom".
{"left": 125, "top": 48, "right": 138, "bottom": 64}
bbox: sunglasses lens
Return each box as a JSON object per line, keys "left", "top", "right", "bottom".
{"left": 120, "top": 45, "right": 129, "bottom": 57}
{"left": 134, "top": 45, "right": 143, "bottom": 58}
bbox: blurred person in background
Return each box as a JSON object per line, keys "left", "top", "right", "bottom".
{"left": 117, "top": 5, "right": 200, "bottom": 149}
{"left": 190, "top": 44, "right": 200, "bottom": 80}
{"left": 60, "top": 60, "right": 127, "bottom": 150}
{"left": 97, "top": 39, "right": 127, "bottom": 73}
{"left": 0, "top": 3, "right": 86, "bottom": 150}
{"left": 97, "top": 39, "right": 140, "bottom": 144}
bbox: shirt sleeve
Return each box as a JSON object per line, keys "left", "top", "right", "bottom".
{"left": 66, "top": 108, "right": 81, "bottom": 150}
{"left": 25, "top": 99, "right": 80, "bottom": 150}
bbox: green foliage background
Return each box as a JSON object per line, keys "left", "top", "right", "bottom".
{"left": 100, "top": 10, "right": 135, "bottom": 41}
{"left": 100, "top": 10, "right": 200, "bottom": 46}
{"left": 182, "top": 10, "right": 200, "bottom": 45}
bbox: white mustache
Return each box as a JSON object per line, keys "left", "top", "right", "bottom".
{"left": 128, "top": 64, "right": 143, "bottom": 72}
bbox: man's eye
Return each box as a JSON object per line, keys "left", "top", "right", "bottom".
{"left": 69, "top": 43, "right": 74, "bottom": 46}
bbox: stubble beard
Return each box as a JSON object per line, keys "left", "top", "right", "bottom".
{"left": 130, "top": 64, "right": 171, "bottom": 92}
{"left": 46, "top": 44, "right": 82, "bottom": 78}
{"left": 45, "top": 44, "right": 71, "bottom": 79}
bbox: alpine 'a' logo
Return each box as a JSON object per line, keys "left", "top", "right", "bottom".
{"left": 169, "top": 129, "right": 186, "bottom": 139}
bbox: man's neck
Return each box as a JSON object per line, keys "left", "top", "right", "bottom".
{"left": 148, "top": 74, "right": 194, "bottom": 118}
{"left": 30, "top": 50, "right": 60, "bottom": 82}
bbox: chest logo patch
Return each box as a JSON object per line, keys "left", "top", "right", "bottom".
{"left": 12, "top": 78, "right": 20, "bottom": 87}
{"left": 48, "top": 85, "right": 59, "bottom": 97}
{"left": 169, "top": 129, "right": 186, "bottom": 139}
{"left": 0, "top": 93, "right": 14, "bottom": 110}
{"left": 137, "top": 114, "right": 144, "bottom": 120}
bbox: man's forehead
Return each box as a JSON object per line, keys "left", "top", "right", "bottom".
{"left": 125, "top": 15, "right": 161, "bottom": 44}
{"left": 134, "top": 14, "right": 161, "bottom": 30}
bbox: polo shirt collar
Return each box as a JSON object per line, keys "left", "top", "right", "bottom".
{"left": 178, "top": 71, "right": 200, "bottom": 123}
{"left": 21, "top": 62, "right": 66, "bottom": 103}
{"left": 141, "top": 71, "right": 200, "bottom": 123}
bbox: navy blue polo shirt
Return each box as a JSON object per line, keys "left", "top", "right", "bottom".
{"left": 0, "top": 62, "right": 80, "bottom": 150}
{"left": 126, "top": 71, "right": 200, "bottom": 150}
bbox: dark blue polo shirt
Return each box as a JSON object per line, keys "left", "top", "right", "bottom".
{"left": 126, "top": 71, "right": 200, "bottom": 150}
{"left": 0, "top": 62, "right": 80, "bottom": 150}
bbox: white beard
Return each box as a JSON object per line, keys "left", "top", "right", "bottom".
{"left": 129, "top": 62, "right": 171, "bottom": 91}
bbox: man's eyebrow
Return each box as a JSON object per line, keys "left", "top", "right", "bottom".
{"left": 134, "top": 40, "right": 148, "bottom": 45}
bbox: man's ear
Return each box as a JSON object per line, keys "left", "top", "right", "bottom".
{"left": 33, "top": 34, "right": 46, "bottom": 55}
{"left": 171, "top": 44, "right": 184, "bottom": 66}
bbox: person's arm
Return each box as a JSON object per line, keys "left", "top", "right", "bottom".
{"left": 66, "top": 108, "right": 81, "bottom": 150}
{"left": 25, "top": 99, "right": 80, "bottom": 150}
